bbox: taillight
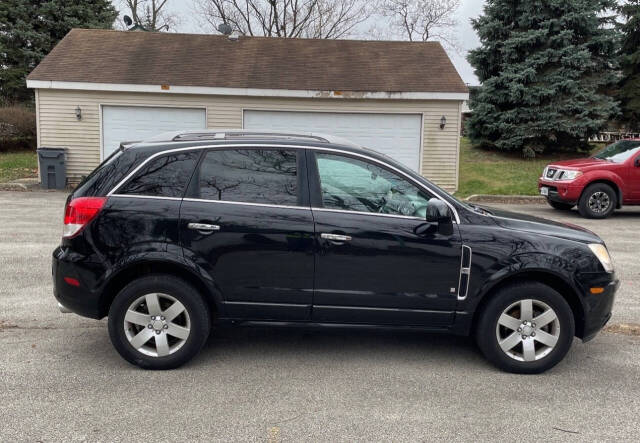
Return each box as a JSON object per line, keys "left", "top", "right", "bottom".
{"left": 63, "top": 197, "right": 107, "bottom": 238}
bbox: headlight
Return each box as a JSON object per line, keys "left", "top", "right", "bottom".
{"left": 588, "top": 243, "right": 614, "bottom": 273}
{"left": 557, "top": 169, "right": 583, "bottom": 180}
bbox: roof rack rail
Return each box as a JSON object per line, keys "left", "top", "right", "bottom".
{"left": 171, "top": 131, "right": 330, "bottom": 143}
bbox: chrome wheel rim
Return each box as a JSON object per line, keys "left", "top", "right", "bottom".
{"left": 124, "top": 293, "right": 191, "bottom": 357}
{"left": 588, "top": 191, "right": 610, "bottom": 214}
{"left": 495, "top": 299, "right": 560, "bottom": 362}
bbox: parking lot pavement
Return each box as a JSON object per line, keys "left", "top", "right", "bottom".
{"left": 1, "top": 191, "right": 639, "bottom": 441}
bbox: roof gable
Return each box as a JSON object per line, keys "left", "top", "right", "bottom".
{"left": 28, "top": 29, "right": 468, "bottom": 94}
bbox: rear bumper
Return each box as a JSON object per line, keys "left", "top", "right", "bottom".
{"left": 52, "top": 246, "right": 104, "bottom": 319}
{"left": 538, "top": 179, "right": 584, "bottom": 204}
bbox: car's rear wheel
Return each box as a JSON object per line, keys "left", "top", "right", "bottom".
{"left": 578, "top": 183, "right": 616, "bottom": 219}
{"left": 108, "top": 275, "right": 210, "bottom": 369}
{"left": 475, "top": 282, "right": 575, "bottom": 374}
{"left": 547, "top": 199, "right": 574, "bottom": 211}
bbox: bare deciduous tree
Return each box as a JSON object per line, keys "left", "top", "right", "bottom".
{"left": 378, "top": 0, "right": 460, "bottom": 49}
{"left": 121, "top": 0, "right": 178, "bottom": 31}
{"left": 194, "top": 0, "right": 373, "bottom": 39}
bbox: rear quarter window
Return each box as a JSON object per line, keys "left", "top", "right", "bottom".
{"left": 73, "top": 149, "right": 144, "bottom": 197}
{"left": 116, "top": 151, "right": 200, "bottom": 198}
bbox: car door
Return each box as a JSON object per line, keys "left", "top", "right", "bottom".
{"left": 180, "top": 147, "right": 315, "bottom": 321}
{"left": 307, "top": 150, "right": 462, "bottom": 327}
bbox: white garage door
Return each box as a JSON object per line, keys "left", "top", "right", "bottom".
{"left": 102, "top": 106, "right": 206, "bottom": 158}
{"left": 243, "top": 110, "right": 423, "bottom": 172}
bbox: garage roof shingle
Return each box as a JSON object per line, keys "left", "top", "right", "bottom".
{"left": 28, "top": 29, "right": 468, "bottom": 94}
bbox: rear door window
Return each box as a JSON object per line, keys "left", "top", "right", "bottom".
{"left": 195, "top": 149, "right": 299, "bottom": 206}
{"left": 117, "top": 151, "right": 200, "bottom": 198}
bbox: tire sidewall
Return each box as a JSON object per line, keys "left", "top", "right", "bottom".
{"left": 477, "top": 283, "right": 575, "bottom": 374}
{"left": 108, "top": 275, "right": 210, "bottom": 370}
{"left": 579, "top": 183, "right": 616, "bottom": 219}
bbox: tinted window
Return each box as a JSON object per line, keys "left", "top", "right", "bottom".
{"left": 197, "top": 149, "right": 298, "bottom": 206}
{"left": 316, "top": 153, "right": 432, "bottom": 218}
{"left": 118, "top": 151, "right": 199, "bottom": 197}
{"left": 73, "top": 149, "right": 147, "bottom": 197}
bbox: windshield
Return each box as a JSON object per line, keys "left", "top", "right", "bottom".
{"left": 593, "top": 140, "right": 640, "bottom": 163}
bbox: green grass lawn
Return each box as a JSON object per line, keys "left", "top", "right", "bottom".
{"left": 455, "top": 138, "right": 600, "bottom": 198}
{"left": 0, "top": 151, "right": 38, "bottom": 183}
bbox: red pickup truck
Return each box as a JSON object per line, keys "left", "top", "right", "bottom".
{"left": 539, "top": 139, "right": 640, "bottom": 218}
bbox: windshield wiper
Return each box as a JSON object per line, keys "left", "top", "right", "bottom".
{"left": 468, "top": 202, "right": 492, "bottom": 215}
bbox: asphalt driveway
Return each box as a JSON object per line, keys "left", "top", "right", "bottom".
{"left": 0, "top": 191, "right": 639, "bottom": 442}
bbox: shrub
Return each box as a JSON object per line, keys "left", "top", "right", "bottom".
{"left": 0, "top": 105, "right": 36, "bottom": 152}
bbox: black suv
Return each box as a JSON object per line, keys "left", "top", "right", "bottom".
{"left": 54, "top": 131, "right": 618, "bottom": 373}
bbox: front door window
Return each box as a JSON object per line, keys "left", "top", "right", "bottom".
{"left": 315, "top": 153, "right": 432, "bottom": 218}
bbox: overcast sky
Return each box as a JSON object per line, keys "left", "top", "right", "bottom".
{"left": 125, "top": 0, "right": 486, "bottom": 85}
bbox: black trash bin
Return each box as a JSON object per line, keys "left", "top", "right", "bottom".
{"left": 37, "top": 147, "right": 66, "bottom": 190}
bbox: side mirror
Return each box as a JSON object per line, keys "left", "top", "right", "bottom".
{"left": 423, "top": 199, "right": 454, "bottom": 236}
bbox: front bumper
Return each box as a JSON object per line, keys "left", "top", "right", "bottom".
{"left": 579, "top": 276, "right": 619, "bottom": 342}
{"left": 538, "top": 178, "right": 584, "bottom": 204}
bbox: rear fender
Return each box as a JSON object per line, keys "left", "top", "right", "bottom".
{"left": 98, "top": 246, "right": 224, "bottom": 317}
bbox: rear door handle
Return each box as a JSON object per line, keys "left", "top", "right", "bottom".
{"left": 188, "top": 223, "right": 220, "bottom": 232}
{"left": 320, "top": 233, "right": 352, "bottom": 242}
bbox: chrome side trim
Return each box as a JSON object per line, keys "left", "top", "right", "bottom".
{"left": 105, "top": 143, "right": 461, "bottom": 224}
{"left": 110, "top": 194, "right": 182, "bottom": 201}
{"left": 457, "top": 245, "right": 473, "bottom": 301}
{"left": 183, "top": 197, "right": 310, "bottom": 211}
{"left": 312, "top": 207, "right": 425, "bottom": 221}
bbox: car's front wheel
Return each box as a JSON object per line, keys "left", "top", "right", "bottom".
{"left": 578, "top": 183, "right": 616, "bottom": 219}
{"left": 547, "top": 199, "right": 574, "bottom": 211}
{"left": 476, "top": 282, "right": 575, "bottom": 374}
{"left": 108, "top": 275, "right": 210, "bottom": 369}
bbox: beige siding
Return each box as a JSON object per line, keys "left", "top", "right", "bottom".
{"left": 36, "top": 89, "right": 461, "bottom": 190}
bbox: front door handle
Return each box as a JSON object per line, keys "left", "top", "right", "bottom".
{"left": 188, "top": 223, "right": 220, "bottom": 233}
{"left": 320, "top": 233, "right": 352, "bottom": 242}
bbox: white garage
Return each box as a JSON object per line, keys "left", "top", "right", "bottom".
{"left": 102, "top": 106, "right": 206, "bottom": 158}
{"left": 27, "top": 29, "right": 468, "bottom": 189}
{"left": 244, "top": 110, "right": 422, "bottom": 172}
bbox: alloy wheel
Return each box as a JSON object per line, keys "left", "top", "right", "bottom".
{"left": 588, "top": 191, "right": 611, "bottom": 214}
{"left": 495, "top": 299, "right": 560, "bottom": 362}
{"left": 123, "top": 293, "right": 191, "bottom": 357}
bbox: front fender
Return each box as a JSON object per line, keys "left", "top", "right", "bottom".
{"left": 580, "top": 171, "right": 625, "bottom": 205}
{"left": 462, "top": 251, "right": 586, "bottom": 315}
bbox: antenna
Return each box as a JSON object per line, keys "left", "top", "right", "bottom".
{"left": 123, "top": 15, "right": 133, "bottom": 27}
{"left": 217, "top": 22, "right": 233, "bottom": 36}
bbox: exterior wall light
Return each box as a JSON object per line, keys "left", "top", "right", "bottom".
{"left": 440, "top": 115, "right": 447, "bottom": 130}
{"left": 75, "top": 106, "right": 82, "bottom": 121}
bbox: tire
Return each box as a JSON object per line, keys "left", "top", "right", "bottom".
{"left": 578, "top": 183, "right": 616, "bottom": 219}
{"left": 475, "top": 282, "right": 575, "bottom": 374}
{"left": 547, "top": 199, "right": 574, "bottom": 211}
{"left": 108, "top": 274, "right": 210, "bottom": 370}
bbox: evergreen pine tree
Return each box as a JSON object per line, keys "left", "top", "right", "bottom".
{"left": 0, "top": 0, "right": 118, "bottom": 104}
{"left": 467, "top": 0, "right": 619, "bottom": 156}
{"left": 617, "top": 0, "right": 640, "bottom": 131}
